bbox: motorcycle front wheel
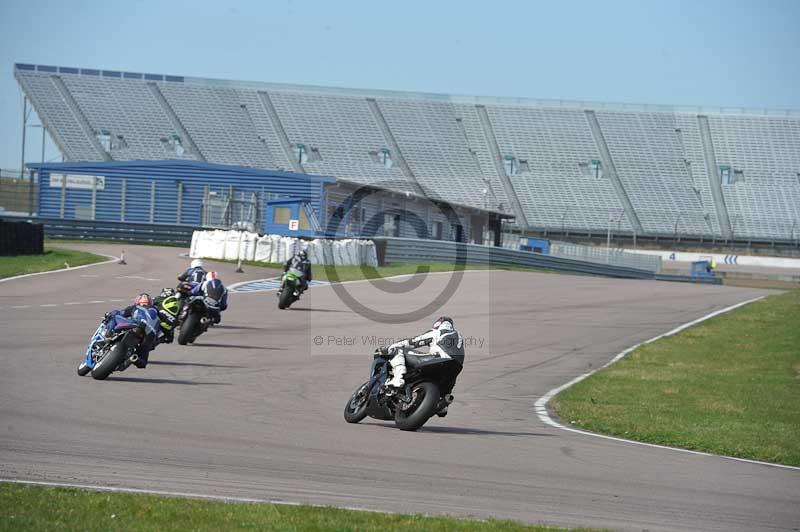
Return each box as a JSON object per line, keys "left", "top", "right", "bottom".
{"left": 343, "top": 381, "right": 370, "bottom": 423}
{"left": 91, "top": 342, "right": 126, "bottom": 380}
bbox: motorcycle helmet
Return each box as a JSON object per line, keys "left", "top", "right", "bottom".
{"left": 191, "top": 258, "right": 204, "bottom": 269}
{"left": 298, "top": 250, "right": 308, "bottom": 261}
{"left": 135, "top": 293, "right": 153, "bottom": 307}
{"left": 432, "top": 316, "right": 454, "bottom": 332}
{"left": 159, "top": 287, "right": 176, "bottom": 298}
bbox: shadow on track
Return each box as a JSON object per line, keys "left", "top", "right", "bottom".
{"left": 190, "top": 343, "right": 286, "bottom": 350}
{"left": 214, "top": 325, "right": 266, "bottom": 331}
{"left": 148, "top": 360, "right": 243, "bottom": 369}
{"left": 288, "top": 307, "right": 349, "bottom": 313}
{"left": 108, "top": 376, "right": 231, "bottom": 386}
{"left": 363, "top": 422, "right": 552, "bottom": 437}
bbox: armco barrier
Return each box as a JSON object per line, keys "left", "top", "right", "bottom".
{"left": 0, "top": 215, "right": 196, "bottom": 245}
{"left": 372, "top": 237, "right": 721, "bottom": 284}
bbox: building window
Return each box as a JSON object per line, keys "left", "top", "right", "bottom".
{"left": 503, "top": 155, "right": 518, "bottom": 177}
{"left": 431, "top": 221, "right": 443, "bottom": 240}
{"left": 114, "top": 135, "right": 128, "bottom": 150}
{"left": 720, "top": 166, "right": 743, "bottom": 185}
{"left": 298, "top": 208, "right": 311, "bottom": 230}
{"left": 309, "top": 147, "right": 322, "bottom": 162}
{"left": 379, "top": 148, "right": 392, "bottom": 169}
{"left": 384, "top": 213, "right": 400, "bottom": 237}
{"left": 451, "top": 223, "right": 463, "bottom": 242}
{"left": 579, "top": 160, "right": 603, "bottom": 178}
{"left": 720, "top": 166, "right": 731, "bottom": 184}
{"left": 518, "top": 159, "right": 530, "bottom": 173}
{"left": 161, "top": 134, "right": 185, "bottom": 157}
{"left": 293, "top": 143, "right": 308, "bottom": 164}
{"left": 96, "top": 130, "right": 112, "bottom": 151}
{"left": 273, "top": 207, "right": 291, "bottom": 224}
{"left": 369, "top": 148, "right": 393, "bottom": 169}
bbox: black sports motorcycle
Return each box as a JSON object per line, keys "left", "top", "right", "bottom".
{"left": 343, "top": 348, "right": 461, "bottom": 431}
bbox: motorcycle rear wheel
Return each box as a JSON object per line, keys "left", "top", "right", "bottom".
{"left": 178, "top": 312, "right": 200, "bottom": 345}
{"left": 394, "top": 381, "right": 440, "bottom": 431}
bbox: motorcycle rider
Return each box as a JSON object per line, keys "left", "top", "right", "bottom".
{"left": 182, "top": 271, "right": 228, "bottom": 324}
{"left": 178, "top": 258, "right": 207, "bottom": 284}
{"left": 384, "top": 316, "right": 465, "bottom": 416}
{"left": 153, "top": 287, "right": 180, "bottom": 344}
{"left": 282, "top": 249, "right": 312, "bottom": 294}
{"left": 102, "top": 293, "right": 159, "bottom": 368}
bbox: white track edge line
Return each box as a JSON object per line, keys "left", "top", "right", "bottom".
{"left": 534, "top": 295, "right": 800, "bottom": 471}
{"left": 0, "top": 253, "right": 120, "bottom": 283}
{"left": 228, "top": 268, "right": 493, "bottom": 292}
{"left": 0, "top": 478, "right": 390, "bottom": 515}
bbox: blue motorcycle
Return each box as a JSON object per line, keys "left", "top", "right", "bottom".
{"left": 77, "top": 307, "right": 160, "bottom": 380}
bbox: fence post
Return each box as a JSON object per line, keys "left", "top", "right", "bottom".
{"left": 28, "top": 169, "right": 35, "bottom": 216}
{"left": 91, "top": 176, "right": 97, "bottom": 220}
{"left": 120, "top": 179, "right": 126, "bottom": 222}
{"left": 202, "top": 184, "right": 209, "bottom": 226}
{"left": 149, "top": 181, "right": 156, "bottom": 223}
{"left": 60, "top": 172, "right": 66, "bottom": 218}
{"left": 176, "top": 181, "right": 183, "bottom": 224}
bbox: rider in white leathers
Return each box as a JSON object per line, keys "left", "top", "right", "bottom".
{"left": 385, "top": 315, "right": 464, "bottom": 389}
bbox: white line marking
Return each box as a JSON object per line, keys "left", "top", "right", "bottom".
{"left": 80, "top": 274, "right": 100, "bottom": 278}
{"left": 534, "top": 296, "right": 800, "bottom": 471}
{"left": 0, "top": 479, "right": 388, "bottom": 515}
{"left": 108, "top": 298, "right": 125, "bottom": 302}
{"left": 10, "top": 305, "right": 30, "bottom": 309}
{"left": 86, "top": 300, "right": 106, "bottom": 304}
{"left": 0, "top": 254, "right": 119, "bottom": 283}
{"left": 39, "top": 304, "right": 58, "bottom": 307}
{"left": 64, "top": 302, "right": 82, "bottom": 306}
{"left": 228, "top": 269, "right": 493, "bottom": 293}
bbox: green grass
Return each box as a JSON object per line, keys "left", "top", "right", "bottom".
{"left": 209, "top": 258, "right": 552, "bottom": 283}
{"left": 0, "top": 484, "right": 601, "bottom": 532}
{"left": 0, "top": 247, "right": 107, "bottom": 279}
{"left": 552, "top": 290, "right": 800, "bottom": 466}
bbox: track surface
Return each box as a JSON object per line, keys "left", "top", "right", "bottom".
{"left": 1, "top": 244, "right": 798, "bottom": 531}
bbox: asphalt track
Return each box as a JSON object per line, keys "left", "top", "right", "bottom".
{"left": 1, "top": 244, "right": 798, "bottom": 531}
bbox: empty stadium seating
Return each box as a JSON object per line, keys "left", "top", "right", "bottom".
{"left": 14, "top": 64, "right": 800, "bottom": 241}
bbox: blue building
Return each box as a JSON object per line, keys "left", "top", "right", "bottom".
{"left": 27, "top": 159, "right": 505, "bottom": 243}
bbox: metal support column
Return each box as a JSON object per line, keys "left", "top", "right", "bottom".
{"left": 176, "top": 181, "right": 183, "bottom": 224}
{"left": 91, "top": 177, "right": 98, "bottom": 220}
{"left": 120, "top": 179, "right": 127, "bottom": 222}
{"left": 149, "top": 181, "right": 156, "bottom": 223}
{"left": 60, "top": 172, "right": 66, "bottom": 218}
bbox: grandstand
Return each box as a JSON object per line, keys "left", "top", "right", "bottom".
{"left": 13, "top": 63, "right": 800, "bottom": 243}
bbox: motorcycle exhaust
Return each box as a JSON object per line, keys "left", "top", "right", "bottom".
{"left": 128, "top": 354, "right": 139, "bottom": 363}
{"left": 444, "top": 394, "right": 454, "bottom": 404}
{"left": 200, "top": 317, "right": 211, "bottom": 325}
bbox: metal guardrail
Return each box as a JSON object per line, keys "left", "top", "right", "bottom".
{"left": 549, "top": 241, "right": 662, "bottom": 273}
{"left": 0, "top": 215, "right": 196, "bottom": 245}
{"left": 373, "top": 237, "right": 721, "bottom": 284}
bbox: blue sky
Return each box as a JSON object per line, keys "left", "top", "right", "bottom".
{"left": 1, "top": 0, "right": 798, "bottom": 171}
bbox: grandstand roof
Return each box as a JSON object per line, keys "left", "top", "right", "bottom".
{"left": 15, "top": 63, "right": 800, "bottom": 118}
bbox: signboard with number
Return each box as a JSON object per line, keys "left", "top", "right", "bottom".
{"left": 49, "top": 174, "right": 105, "bottom": 190}
{"left": 288, "top": 219, "right": 299, "bottom": 231}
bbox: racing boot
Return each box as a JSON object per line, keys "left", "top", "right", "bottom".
{"left": 384, "top": 353, "right": 406, "bottom": 389}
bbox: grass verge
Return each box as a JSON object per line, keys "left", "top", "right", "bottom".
{"left": 0, "top": 484, "right": 601, "bottom": 532}
{"left": 552, "top": 290, "right": 800, "bottom": 466}
{"left": 0, "top": 247, "right": 107, "bottom": 279}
